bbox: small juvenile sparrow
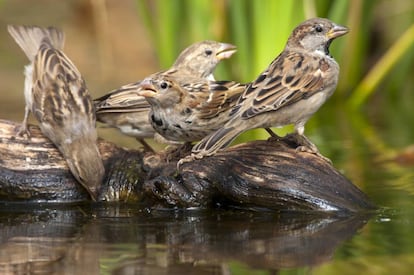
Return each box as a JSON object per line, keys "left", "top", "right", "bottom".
{"left": 93, "top": 81, "right": 155, "bottom": 151}
{"left": 94, "top": 41, "right": 237, "bottom": 148}
{"left": 189, "top": 18, "right": 349, "bottom": 161}
{"left": 138, "top": 75, "right": 246, "bottom": 143}
{"left": 8, "top": 25, "right": 105, "bottom": 200}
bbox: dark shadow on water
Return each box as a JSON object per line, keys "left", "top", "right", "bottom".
{"left": 0, "top": 203, "right": 372, "bottom": 274}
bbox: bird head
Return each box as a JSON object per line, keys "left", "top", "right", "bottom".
{"left": 287, "top": 18, "right": 349, "bottom": 56}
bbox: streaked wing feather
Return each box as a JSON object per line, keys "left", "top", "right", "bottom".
{"left": 94, "top": 82, "right": 151, "bottom": 113}
{"left": 191, "top": 126, "right": 238, "bottom": 154}
{"left": 32, "top": 42, "right": 95, "bottom": 134}
{"left": 239, "top": 51, "right": 325, "bottom": 119}
{"left": 195, "top": 81, "right": 245, "bottom": 119}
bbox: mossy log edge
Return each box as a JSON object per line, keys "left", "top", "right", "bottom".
{"left": 0, "top": 119, "right": 374, "bottom": 213}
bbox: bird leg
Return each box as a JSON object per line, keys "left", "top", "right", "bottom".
{"left": 265, "top": 127, "right": 281, "bottom": 138}
{"left": 136, "top": 138, "right": 155, "bottom": 153}
{"left": 16, "top": 106, "right": 31, "bottom": 138}
{"left": 164, "top": 142, "right": 193, "bottom": 163}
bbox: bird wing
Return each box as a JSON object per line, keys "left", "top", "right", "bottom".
{"left": 32, "top": 41, "right": 95, "bottom": 139}
{"left": 235, "top": 51, "right": 326, "bottom": 119}
{"left": 180, "top": 80, "right": 245, "bottom": 120}
{"left": 94, "top": 82, "right": 150, "bottom": 113}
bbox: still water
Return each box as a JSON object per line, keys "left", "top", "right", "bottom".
{"left": 0, "top": 204, "right": 409, "bottom": 274}
{"left": 0, "top": 130, "right": 413, "bottom": 275}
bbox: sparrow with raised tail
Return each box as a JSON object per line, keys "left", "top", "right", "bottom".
{"left": 8, "top": 25, "right": 105, "bottom": 200}
{"left": 94, "top": 41, "right": 237, "bottom": 149}
{"left": 188, "top": 18, "right": 348, "bottom": 163}
{"left": 137, "top": 75, "right": 246, "bottom": 143}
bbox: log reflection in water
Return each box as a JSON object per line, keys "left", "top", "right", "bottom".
{"left": 0, "top": 205, "right": 371, "bottom": 273}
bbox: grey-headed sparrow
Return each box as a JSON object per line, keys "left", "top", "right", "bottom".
{"left": 138, "top": 75, "right": 246, "bottom": 143}
{"left": 188, "top": 18, "right": 348, "bottom": 162}
{"left": 94, "top": 41, "right": 237, "bottom": 149}
{"left": 8, "top": 25, "right": 105, "bottom": 200}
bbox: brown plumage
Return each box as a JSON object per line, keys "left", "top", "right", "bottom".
{"left": 187, "top": 18, "right": 349, "bottom": 164}
{"left": 138, "top": 75, "right": 246, "bottom": 143}
{"left": 8, "top": 25, "right": 104, "bottom": 200}
{"left": 94, "top": 41, "right": 237, "bottom": 149}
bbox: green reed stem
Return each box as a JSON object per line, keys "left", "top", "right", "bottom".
{"left": 349, "top": 23, "right": 414, "bottom": 109}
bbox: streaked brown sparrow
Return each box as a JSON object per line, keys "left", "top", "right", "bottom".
{"left": 138, "top": 74, "right": 246, "bottom": 143}
{"left": 8, "top": 25, "right": 105, "bottom": 200}
{"left": 188, "top": 18, "right": 348, "bottom": 163}
{"left": 94, "top": 41, "right": 237, "bottom": 149}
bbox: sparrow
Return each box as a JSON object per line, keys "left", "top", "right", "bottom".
{"left": 93, "top": 81, "right": 155, "bottom": 151}
{"left": 188, "top": 18, "right": 349, "bottom": 162}
{"left": 137, "top": 74, "right": 246, "bottom": 143}
{"left": 94, "top": 41, "right": 237, "bottom": 149}
{"left": 8, "top": 25, "right": 105, "bottom": 200}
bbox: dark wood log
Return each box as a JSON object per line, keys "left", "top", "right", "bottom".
{"left": 0, "top": 119, "right": 144, "bottom": 202}
{"left": 0, "top": 119, "right": 374, "bottom": 213}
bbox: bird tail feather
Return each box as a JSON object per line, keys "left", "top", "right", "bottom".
{"left": 192, "top": 126, "right": 240, "bottom": 156}
{"left": 7, "top": 25, "right": 64, "bottom": 61}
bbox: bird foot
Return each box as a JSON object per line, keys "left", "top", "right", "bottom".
{"left": 295, "top": 145, "right": 332, "bottom": 165}
{"left": 284, "top": 133, "right": 332, "bottom": 164}
{"left": 15, "top": 125, "right": 31, "bottom": 138}
{"left": 177, "top": 155, "right": 194, "bottom": 169}
{"left": 177, "top": 152, "right": 207, "bottom": 170}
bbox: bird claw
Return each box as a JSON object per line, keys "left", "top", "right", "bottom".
{"left": 295, "top": 145, "right": 332, "bottom": 165}
{"left": 176, "top": 151, "right": 209, "bottom": 170}
{"left": 285, "top": 133, "right": 332, "bottom": 165}
{"left": 177, "top": 154, "right": 196, "bottom": 170}
{"left": 15, "top": 125, "right": 31, "bottom": 138}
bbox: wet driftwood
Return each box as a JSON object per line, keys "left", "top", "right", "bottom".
{"left": 0, "top": 119, "right": 374, "bottom": 213}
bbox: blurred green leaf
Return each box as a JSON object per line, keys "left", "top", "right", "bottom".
{"left": 349, "top": 23, "right": 414, "bottom": 109}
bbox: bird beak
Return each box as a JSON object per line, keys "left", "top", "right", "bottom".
{"left": 326, "top": 24, "right": 349, "bottom": 39}
{"left": 138, "top": 79, "right": 157, "bottom": 98}
{"left": 216, "top": 43, "right": 237, "bottom": 60}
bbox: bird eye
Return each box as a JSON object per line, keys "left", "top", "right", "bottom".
{"left": 160, "top": 81, "right": 168, "bottom": 89}
{"left": 205, "top": 49, "right": 213, "bottom": 56}
{"left": 315, "top": 25, "right": 323, "bottom": 32}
